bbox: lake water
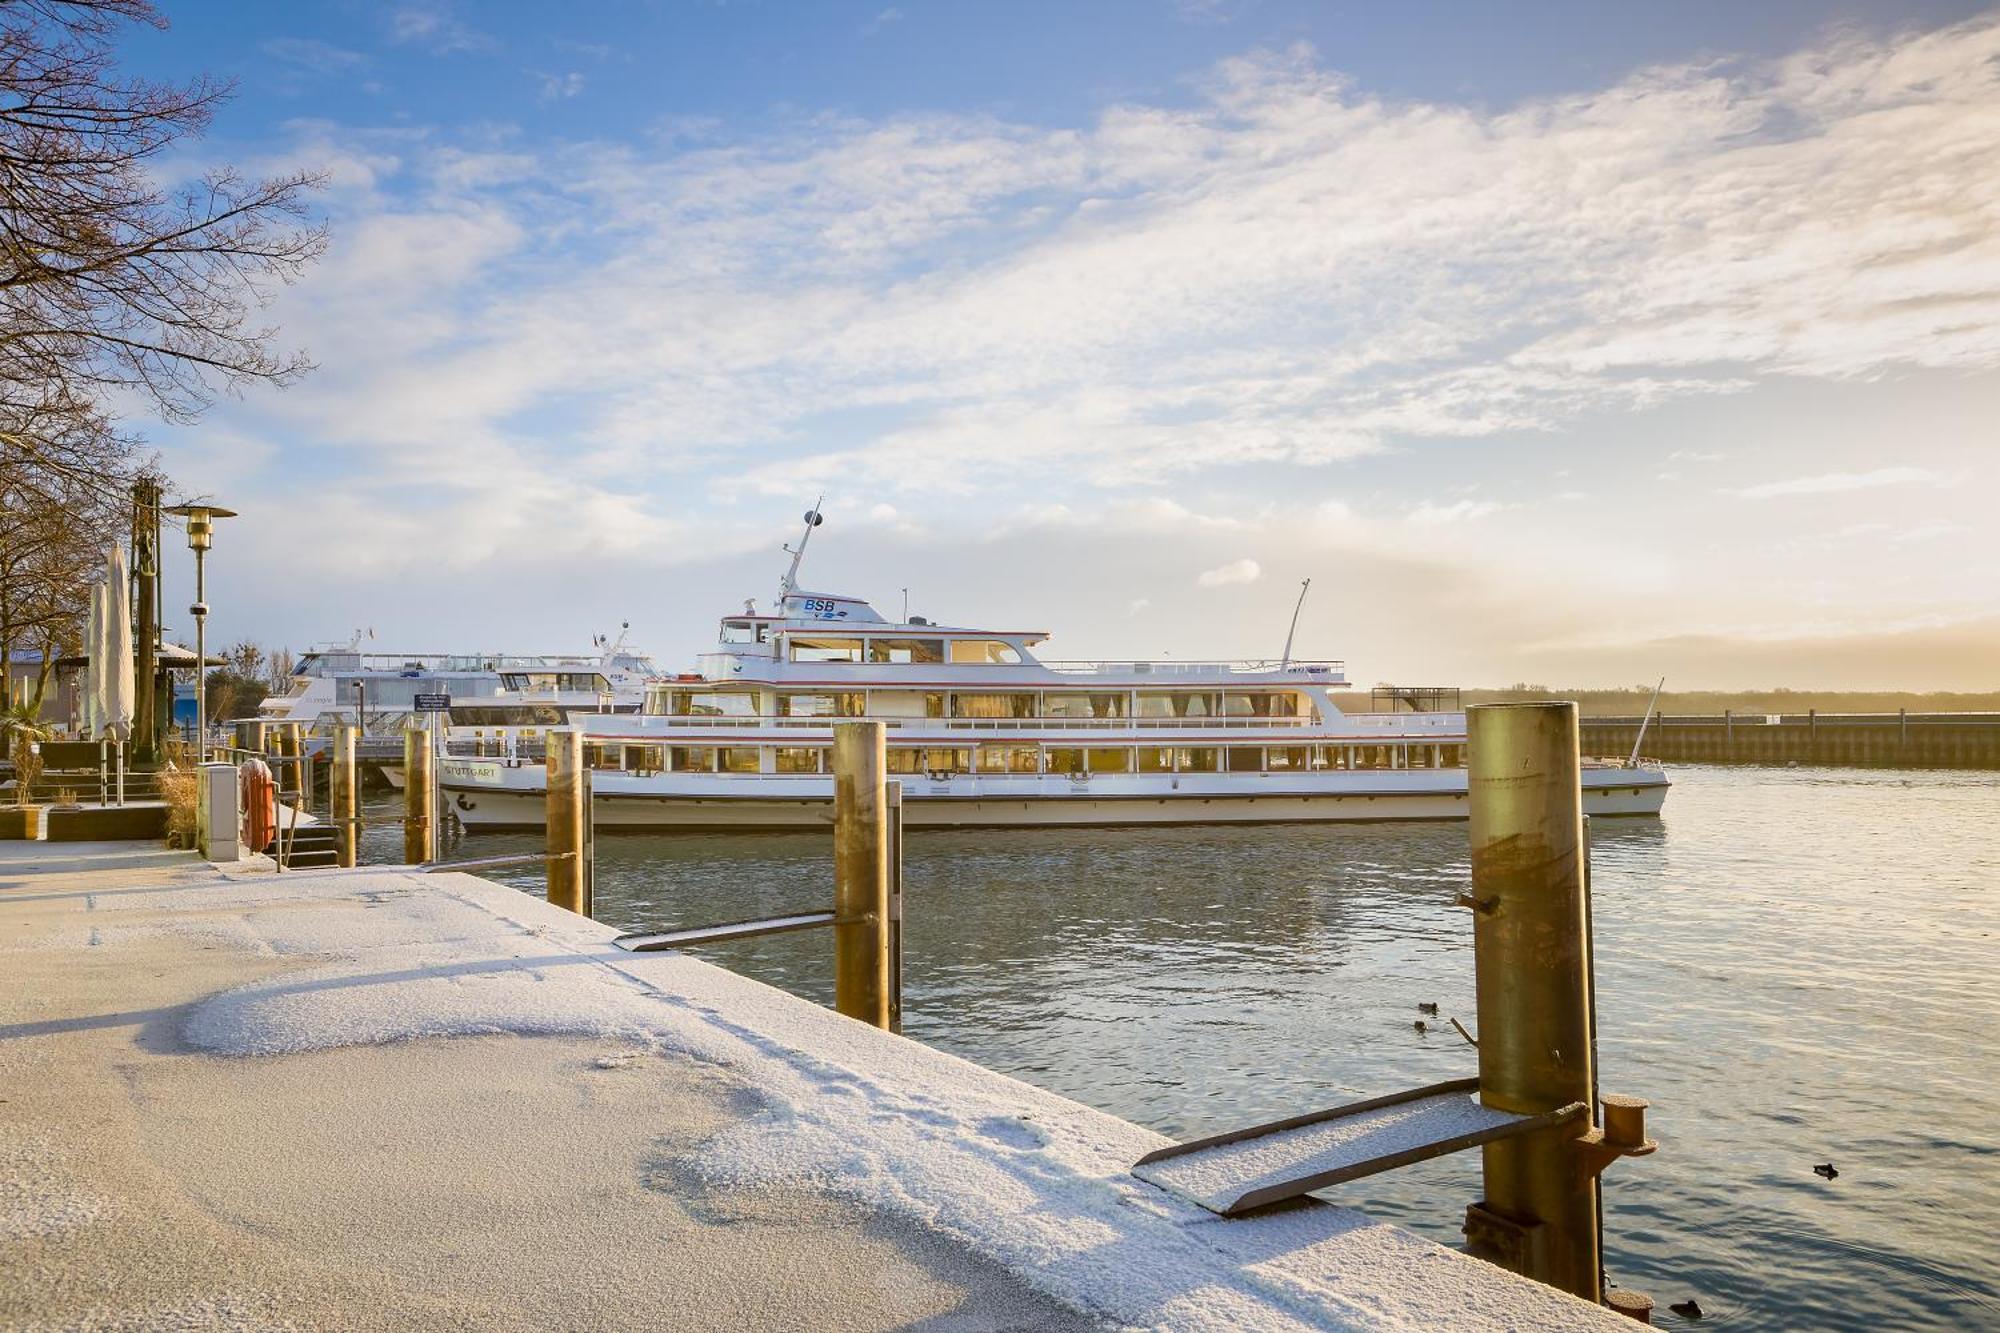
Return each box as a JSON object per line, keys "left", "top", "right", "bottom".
{"left": 361, "top": 765, "right": 1999, "bottom": 1328}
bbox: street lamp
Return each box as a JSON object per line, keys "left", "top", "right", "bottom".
{"left": 165, "top": 502, "right": 236, "bottom": 763}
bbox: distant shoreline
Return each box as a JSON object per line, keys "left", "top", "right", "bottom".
{"left": 1455, "top": 689, "right": 2000, "bottom": 716}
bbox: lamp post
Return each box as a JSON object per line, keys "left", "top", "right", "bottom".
{"left": 165, "top": 502, "right": 236, "bottom": 763}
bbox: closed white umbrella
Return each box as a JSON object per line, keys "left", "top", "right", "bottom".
{"left": 81, "top": 582, "right": 102, "bottom": 740}
{"left": 104, "top": 544, "right": 134, "bottom": 744}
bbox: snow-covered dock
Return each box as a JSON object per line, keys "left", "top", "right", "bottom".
{"left": 0, "top": 840, "right": 1628, "bottom": 1331}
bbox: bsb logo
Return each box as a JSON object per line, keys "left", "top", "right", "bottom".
{"left": 799, "top": 597, "right": 848, "bottom": 620}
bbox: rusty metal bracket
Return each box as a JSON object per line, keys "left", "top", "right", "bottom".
{"left": 1572, "top": 1094, "right": 1658, "bottom": 1182}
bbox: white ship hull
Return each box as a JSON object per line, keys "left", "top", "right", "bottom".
{"left": 439, "top": 762, "right": 1667, "bottom": 831}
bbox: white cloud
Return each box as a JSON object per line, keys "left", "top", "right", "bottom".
{"left": 532, "top": 70, "right": 586, "bottom": 103}
{"left": 1730, "top": 467, "right": 1944, "bottom": 499}
{"left": 1408, "top": 499, "right": 1507, "bottom": 525}
{"left": 1197, "top": 558, "right": 1261, "bottom": 587}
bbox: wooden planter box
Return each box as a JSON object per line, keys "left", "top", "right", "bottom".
{"left": 43, "top": 805, "right": 167, "bottom": 843}
{"left": 0, "top": 806, "right": 41, "bottom": 840}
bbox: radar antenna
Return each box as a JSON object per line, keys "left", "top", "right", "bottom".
{"left": 779, "top": 498, "right": 825, "bottom": 603}
{"left": 1280, "top": 578, "right": 1312, "bottom": 668}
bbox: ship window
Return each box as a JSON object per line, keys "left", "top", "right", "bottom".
{"left": 685, "top": 690, "right": 760, "bottom": 717}
{"left": 950, "top": 692, "right": 1036, "bottom": 719}
{"left": 887, "top": 749, "right": 923, "bottom": 775}
{"left": 1352, "top": 744, "right": 1391, "bottom": 770}
{"left": 791, "top": 637, "right": 864, "bottom": 663}
{"left": 720, "top": 620, "right": 756, "bottom": 644}
{"left": 1265, "top": 746, "right": 1310, "bottom": 771}
{"left": 977, "top": 744, "right": 1040, "bottom": 774}
{"left": 1044, "top": 747, "right": 1085, "bottom": 774}
{"left": 923, "top": 748, "right": 972, "bottom": 774}
{"left": 1044, "top": 692, "right": 1128, "bottom": 719}
{"left": 774, "top": 747, "right": 823, "bottom": 774}
{"left": 1136, "top": 746, "right": 1175, "bottom": 773}
{"left": 1225, "top": 746, "right": 1264, "bottom": 772}
{"left": 1135, "top": 691, "right": 1220, "bottom": 719}
{"left": 947, "top": 639, "right": 1023, "bottom": 665}
{"left": 670, "top": 746, "right": 716, "bottom": 772}
{"left": 584, "top": 743, "right": 621, "bottom": 771}
{"left": 1222, "top": 691, "right": 1301, "bottom": 717}
{"left": 1086, "top": 747, "right": 1132, "bottom": 774}
{"left": 778, "top": 692, "right": 864, "bottom": 717}
{"left": 1440, "top": 744, "right": 1465, "bottom": 768}
{"left": 867, "top": 638, "right": 946, "bottom": 664}
{"left": 719, "top": 747, "right": 761, "bottom": 774}
{"left": 1176, "top": 747, "right": 1220, "bottom": 772}
{"left": 625, "top": 745, "right": 665, "bottom": 774}
{"left": 1308, "top": 745, "right": 1336, "bottom": 771}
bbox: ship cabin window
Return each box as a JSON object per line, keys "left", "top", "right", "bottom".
{"left": 790, "top": 637, "right": 864, "bottom": 663}
{"left": 950, "top": 692, "right": 1036, "bottom": 719}
{"left": 670, "top": 746, "right": 716, "bottom": 772}
{"left": 1044, "top": 692, "right": 1128, "bottom": 719}
{"left": 947, "top": 639, "right": 1023, "bottom": 665}
{"left": 1137, "top": 746, "right": 1174, "bottom": 773}
{"left": 1044, "top": 748, "right": 1083, "bottom": 774}
{"left": 1265, "top": 746, "right": 1311, "bottom": 771}
{"left": 1350, "top": 744, "right": 1394, "bottom": 770}
{"left": 774, "top": 747, "right": 824, "bottom": 774}
{"left": 1136, "top": 691, "right": 1220, "bottom": 719}
{"left": 680, "top": 690, "right": 760, "bottom": 717}
{"left": 1223, "top": 691, "right": 1302, "bottom": 717}
{"left": 1440, "top": 744, "right": 1465, "bottom": 768}
{"left": 890, "top": 748, "right": 970, "bottom": 775}
{"left": 719, "top": 747, "right": 761, "bottom": 774}
{"left": 778, "top": 692, "right": 864, "bottom": 717}
{"left": 720, "top": 620, "right": 770, "bottom": 645}
{"left": 583, "top": 743, "right": 618, "bottom": 771}
{"left": 977, "top": 744, "right": 1040, "bottom": 774}
{"left": 624, "top": 745, "right": 666, "bottom": 775}
{"left": 868, "top": 691, "right": 945, "bottom": 718}
{"left": 1086, "top": 747, "right": 1132, "bottom": 774}
{"left": 1225, "top": 746, "right": 1264, "bottom": 772}
{"left": 1177, "top": 747, "right": 1220, "bottom": 772}
{"left": 867, "top": 638, "right": 946, "bottom": 664}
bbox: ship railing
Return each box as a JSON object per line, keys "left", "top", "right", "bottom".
{"left": 453, "top": 713, "right": 1329, "bottom": 735}
{"left": 1039, "top": 658, "right": 1346, "bottom": 677}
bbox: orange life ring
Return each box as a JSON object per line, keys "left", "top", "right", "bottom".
{"left": 239, "top": 757, "right": 276, "bottom": 853}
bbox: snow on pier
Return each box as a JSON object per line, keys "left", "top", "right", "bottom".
{"left": 1, "top": 840, "right": 1627, "bottom": 1330}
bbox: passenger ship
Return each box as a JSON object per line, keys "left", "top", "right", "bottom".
{"left": 437, "top": 512, "right": 1669, "bottom": 830}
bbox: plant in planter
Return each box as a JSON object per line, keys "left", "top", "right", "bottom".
{"left": 1, "top": 704, "right": 50, "bottom": 838}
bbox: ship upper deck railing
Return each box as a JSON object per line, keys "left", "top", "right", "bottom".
{"left": 441, "top": 711, "right": 1469, "bottom": 742}
{"left": 1038, "top": 659, "right": 1347, "bottom": 677}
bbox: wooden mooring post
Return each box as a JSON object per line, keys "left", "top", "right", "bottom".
{"left": 545, "top": 728, "right": 591, "bottom": 916}
{"left": 1464, "top": 701, "right": 1655, "bottom": 1311}
{"left": 403, "top": 725, "right": 435, "bottom": 865}
{"left": 833, "top": 721, "right": 892, "bottom": 1028}
{"left": 331, "top": 722, "right": 359, "bottom": 869}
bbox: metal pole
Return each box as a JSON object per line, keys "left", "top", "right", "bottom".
{"left": 545, "top": 728, "right": 588, "bottom": 915}
{"left": 331, "top": 721, "right": 358, "bottom": 868}
{"left": 403, "top": 725, "right": 434, "bottom": 865}
{"left": 1465, "top": 701, "right": 1600, "bottom": 1302}
{"left": 193, "top": 546, "right": 206, "bottom": 764}
{"left": 887, "top": 779, "right": 905, "bottom": 1035}
{"left": 132, "top": 479, "right": 159, "bottom": 765}
{"left": 275, "top": 722, "right": 299, "bottom": 870}
{"left": 832, "top": 721, "right": 891, "bottom": 1028}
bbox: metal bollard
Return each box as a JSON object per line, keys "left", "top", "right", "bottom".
{"left": 1463, "top": 702, "right": 1600, "bottom": 1301}
{"left": 832, "top": 722, "right": 891, "bottom": 1028}
{"left": 545, "top": 729, "right": 590, "bottom": 915}
{"left": 331, "top": 722, "right": 359, "bottom": 868}
{"left": 403, "top": 726, "right": 435, "bottom": 865}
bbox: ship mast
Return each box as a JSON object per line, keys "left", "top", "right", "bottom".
{"left": 779, "top": 499, "right": 825, "bottom": 603}
{"left": 1280, "top": 578, "right": 1312, "bottom": 668}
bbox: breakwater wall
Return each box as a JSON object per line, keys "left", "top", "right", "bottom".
{"left": 1580, "top": 712, "right": 2000, "bottom": 769}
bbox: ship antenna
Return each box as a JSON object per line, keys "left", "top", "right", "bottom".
{"left": 1280, "top": 577, "right": 1312, "bottom": 668}
{"left": 779, "top": 498, "right": 825, "bottom": 603}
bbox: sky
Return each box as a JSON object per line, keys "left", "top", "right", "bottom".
{"left": 122, "top": 0, "right": 2000, "bottom": 689}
